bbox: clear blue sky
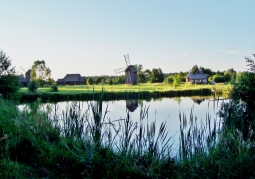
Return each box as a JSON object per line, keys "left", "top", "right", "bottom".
{"left": 1, "top": 1, "right": 255, "bottom": 80}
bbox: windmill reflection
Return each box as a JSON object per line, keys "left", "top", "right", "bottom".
{"left": 126, "top": 99, "right": 138, "bottom": 112}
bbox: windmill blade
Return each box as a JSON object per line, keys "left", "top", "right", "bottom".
{"left": 19, "top": 66, "right": 26, "bottom": 72}
{"left": 124, "top": 54, "right": 130, "bottom": 66}
{"left": 114, "top": 67, "right": 126, "bottom": 74}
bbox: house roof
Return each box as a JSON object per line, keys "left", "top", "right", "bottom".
{"left": 63, "top": 74, "right": 85, "bottom": 82}
{"left": 56, "top": 79, "right": 65, "bottom": 82}
{"left": 186, "top": 69, "right": 207, "bottom": 80}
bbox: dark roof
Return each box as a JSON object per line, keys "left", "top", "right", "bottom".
{"left": 186, "top": 69, "right": 207, "bottom": 80}
{"left": 125, "top": 65, "right": 137, "bottom": 73}
{"left": 63, "top": 74, "right": 85, "bottom": 82}
{"left": 56, "top": 79, "right": 65, "bottom": 82}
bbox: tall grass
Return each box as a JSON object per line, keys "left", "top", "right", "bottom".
{"left": 1, "top": 93, "right": 255, "bottom": 178}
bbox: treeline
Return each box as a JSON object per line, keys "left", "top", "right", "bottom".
{"left": 82, "top": 64, "right": 237, "bottom": 85}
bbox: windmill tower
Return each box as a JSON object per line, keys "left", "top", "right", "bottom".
{"left": 114, "top": 54, "right": 137, "bottom": 85}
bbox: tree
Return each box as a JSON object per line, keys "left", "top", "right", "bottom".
{"left": 30, "top": 60, "right": 51, "bottom": 87}
{"left": 108, "top": 78, "right": 113, "bottom": 85}
{"left": 164, "top": 76, "right": 174, "bottom": 84}
{"left": 191, "top": 65, "right": 199, "bottom": 74}
{"left": 173, "top": 74, "right": 182, "bottom": 88}
{"left": 0, "top": 50, "right": 20, "bottom": 97}
{"left": 0, "top": 50, "right": 15, "bottom": 75}
{"left": 150, "top": 68, "right": 164, "bottom": 83}
{"left": 134, "top": 64, "right": 143, "bottom": 74}
{"left": 86, "top": 77, "right": 94, "bottom": 85}
{"left": 245, "top": 54, "right": 255, "bottom": 73}
{"left": 28, "top": 80, "right": 38, "bottom": 93}
{"left": 138, "top": 73, "right": 146, "bottom": 83}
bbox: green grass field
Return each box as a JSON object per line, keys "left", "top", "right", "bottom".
{"left": 19, "top": 83, "right": 232, "bottom": 95}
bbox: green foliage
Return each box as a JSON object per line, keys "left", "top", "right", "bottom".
{"left": 0, "top": 75, "right": 20, "bottom": 98}
{"left": 51, "top": 84, "right": 58, "bottom": 92}
{"left": 164, "top": 76, "right": 174, "bottom": 84}
{"left": 0, "top": 50, "right": 20, "bottom": 98}
{"left": 30, "top": 60, "right": 51, "bottom": 87}
{"left": 0, "top": 50, "right": 15, "bottom": 75}
{"left": 95, "top": 76, "right": 105, "bottom": 84}
{"left": 138, "top": 73, "right": 146, "bottom": 83}
{"left": 231, "top": 71, "right": 255, "bottom": 105}
{"left": 173, "top": 74, "right": 182, "bottom": 88}
{"left": 28, "top": 80, "right": 38, "bottom": 92}
{"left": 108, "top": 78, "right": 113, "bottom": 85}
{"left": 150, "top": 68, "right": 164, "bottom": 83}
{"left": 245, "top": 53, "right": 255, "bottom": 73}
{"left": 191, "top": 65, "right": 199, "bottom": 74}
{"left": 224, "top": 68, "right": 236, "bottom": 82}
{"left": 86, "top": 77, "right": 94, "bottom": 85}
{"left": 114, "top": 75, "right": 125, "bottom": 84}
{"left": 212, "top": 74, "right": 225, "bottom": 83}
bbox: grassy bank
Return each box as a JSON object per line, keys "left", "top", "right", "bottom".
{"left": 18, "top": 83, "right": 231, "bottom": 102}
{"left": 1, "top": 95, "right": 254, "bottom": 178}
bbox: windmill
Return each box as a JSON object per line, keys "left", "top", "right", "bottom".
{"left": 114, "top": 54, "right": 137, "bottom": 85}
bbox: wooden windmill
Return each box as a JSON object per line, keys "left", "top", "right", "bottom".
{"left": 114, "top": 54, "right": 137, "bottom": 85}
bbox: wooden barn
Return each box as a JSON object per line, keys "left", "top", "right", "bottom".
{"left": 186, "top": 69, "right": 208, "bottom": 84}
{"left": 125, "top": 65, "right": 137, "bottom": 85}
{"left": 56, "top": 74, "right": 85, "bottom": 85}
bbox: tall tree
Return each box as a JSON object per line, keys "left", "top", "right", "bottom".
{"left": 191, "top": 65, "right": 199, "bottom": 74}
{"left": 245, "top": 54, "right": 255, "bottom": 73}
{"left": 30, "top": 60, "right": 51, "bottom": 86}
{"left": 0, "top": 50, "right": 20, "bottom": 97}
{"left": 151, "top": 68, "right": 164, "bottom": 83}
{"left": 0, "top": 50, "right": 15, "bottom": 75}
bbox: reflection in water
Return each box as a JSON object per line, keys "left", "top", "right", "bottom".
{"left": 126, "top": 100, "right": 138, "bottom": 112}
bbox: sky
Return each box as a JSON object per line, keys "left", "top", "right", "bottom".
{"left": 1, "top": 1, "right": 255, "bottom": 80}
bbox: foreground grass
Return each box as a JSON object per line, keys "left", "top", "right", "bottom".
{"left": 1, "top": 96, "right": 255, "bottom": 178}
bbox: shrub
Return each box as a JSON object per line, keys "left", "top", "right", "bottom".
{"left": 87, "top": 78, "right": 94, "bottom": 85}
{"left": 51, "top": 84, "right": 58, "bottom": 92}
{"left": 28, "top": 80, "right": 38, "bottom": 92}
{"left": 164, "top": 76, "right": 174, "bottom": 84}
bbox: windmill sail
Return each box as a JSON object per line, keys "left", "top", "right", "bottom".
{"left": 114, "top": 67, "right": 126, "bottom": 74}
{"left": 124, "top": 54, "right": 130, "bottom": 66}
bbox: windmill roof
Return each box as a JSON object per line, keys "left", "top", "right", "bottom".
{"left": 125, "top": 65, "right": 137, "bottom": 72}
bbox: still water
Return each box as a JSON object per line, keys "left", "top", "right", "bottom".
{"left": 21, "top": 96, "right": 226, "bottom": 155}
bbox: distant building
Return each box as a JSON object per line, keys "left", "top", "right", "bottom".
{"left": 186, "top": 69, "right": 208, "bottom": 84}
{"left": 19, "top": 69, "right": 31, "bottom": 86}
{"left": 56, "top": 74, "right": 85, "bottom": 85}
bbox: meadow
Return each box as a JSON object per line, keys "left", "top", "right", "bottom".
{"left": 17, "top": 83, "right": 231, "bottom": 102}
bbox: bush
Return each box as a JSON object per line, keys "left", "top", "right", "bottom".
{"left": 108, "top": 79, "right": 113, "bottom": 85}
{"left": 28, "top": 80, "right": 38, "bottom": 92}
{"left": 0, "top": 75, "right": 20, "bottom": 98}
{"left": 164, "top": 76, "right": 174, "bottom": 84}
{"left": 86, "top": 78, "right": 94, "bottom": 85}
{"left": 51, "top": 84, "right": 58, "bottom": 92}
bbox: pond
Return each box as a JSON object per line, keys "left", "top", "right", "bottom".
{"left": 20, "top": 95, "right": 226, "bottom": 156}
